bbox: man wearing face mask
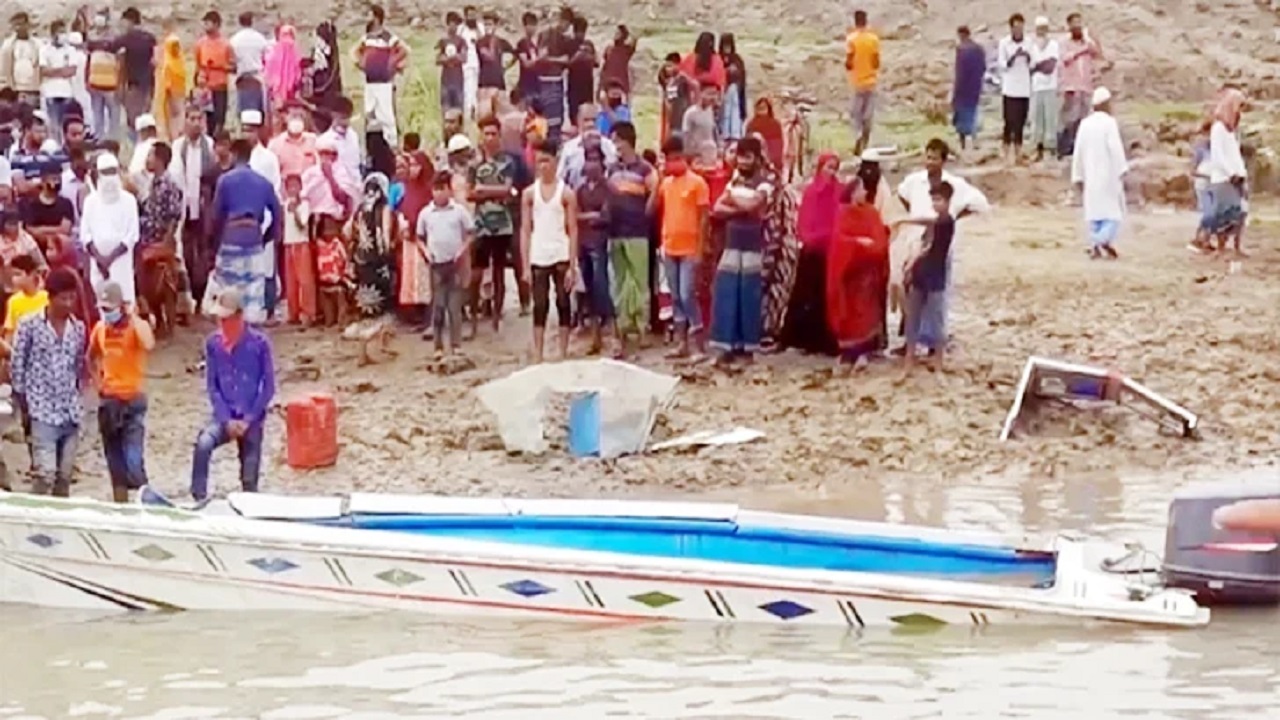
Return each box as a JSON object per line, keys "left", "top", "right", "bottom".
{"left": 596, "top": 79, "right": 631, "bottom": 136}
{"left": 317, "top": 96, "right": 361, "bottom": 181}
{"left": 191, "top": 288, "right": 275, "bottom": 502}
{"left": 82, "top": 154, "right": 140, "bottom": 306}
{"left": 20, "top": 163, "right": 75, "bottom": 263}
{"left": 267, "top": 107, "right": 318, "bottom": 180}
{"left": 22, "top": 161, "right": 95, "bottom": 324}
{"left": 89, "top": 281, "right": 155, "bottom": 503}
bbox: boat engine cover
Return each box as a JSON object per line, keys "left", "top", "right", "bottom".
{"left": 1162, "top": 478, "right": 1280, "bottom": 606}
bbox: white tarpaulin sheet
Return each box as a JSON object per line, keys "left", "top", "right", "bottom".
{"left": 476, "top": 360, "right": 680, "bottom": 458}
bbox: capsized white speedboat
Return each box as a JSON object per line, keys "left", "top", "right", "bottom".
{"left": 0, "top": 490, "right": 1208, "bottom": 627}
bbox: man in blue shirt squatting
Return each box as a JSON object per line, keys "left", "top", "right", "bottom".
{"left": 190, "top": 288, "right": 275, "bottom": 501}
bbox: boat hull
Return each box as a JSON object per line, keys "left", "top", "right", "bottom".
{"left": 0, "top": 493, "right": 1209, "bottom": 628}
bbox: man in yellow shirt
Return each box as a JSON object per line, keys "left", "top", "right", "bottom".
{"left": 3, "top": 254, "right": 48, "bottom": 338}
{"left": 845, "top": 10, "right": 881, "bottom": 155}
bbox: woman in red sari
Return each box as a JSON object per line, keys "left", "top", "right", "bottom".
{"left": 826, "top": 172, "right": 889, "bottom": 363}
{"left": 781, "top": 152, "right": 840, "bottom": 354}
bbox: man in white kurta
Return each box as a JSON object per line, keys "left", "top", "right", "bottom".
{"left": 81, "top": 154, "right": 140, "bottom": 303}
{"left": 891, "top": 141, "right": 990, "bottom": 314}
{"left": 1070, "top": 86, "right": 1128, "bottom": 259}
{"left": 241, "top": 109, "right": 283, "bottom": 319}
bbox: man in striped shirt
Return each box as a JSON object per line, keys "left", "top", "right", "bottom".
{"left": 352, "top": 5, "right": 409, "bottom": 147}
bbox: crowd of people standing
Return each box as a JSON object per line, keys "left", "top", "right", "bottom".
{"left": 0, "top": 4, "right": 1248, "bottom": 503}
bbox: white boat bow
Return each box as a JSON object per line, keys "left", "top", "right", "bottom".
{"left": 0, "top": 492, "right": 1208, "bottom": 628}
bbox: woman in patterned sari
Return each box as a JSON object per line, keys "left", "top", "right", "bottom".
{"left": 758, "top": 146, "right": 800, "bottom": 350}
{"left": 694, "top": 142, "right": 733, "bottom": 333}
{"left": 352, "top": 173, "right": 396, "bottom": 319}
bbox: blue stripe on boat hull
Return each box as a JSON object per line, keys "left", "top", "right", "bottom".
{"left": 312, "top": 515, "right": 1056, "bottom": 581}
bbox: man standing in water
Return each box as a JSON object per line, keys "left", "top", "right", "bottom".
{"left": 520, "top": 140, "right": 579, "bottom": 363}
{"left": 191, "top": 289, "right": 275, "bottom": 502}
{"left": 1071, "top": 87, "right": 1128, "bottom": 260}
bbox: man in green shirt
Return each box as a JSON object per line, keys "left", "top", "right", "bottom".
{"left": 468, "top": 114, "right": 517, "bottom": 334}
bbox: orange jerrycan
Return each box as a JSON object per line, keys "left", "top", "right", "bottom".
{"left": 285, "top": 392, "right": 339, "bottom": 469}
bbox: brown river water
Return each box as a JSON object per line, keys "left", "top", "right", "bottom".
{"left": 1, "top": 470, "right": 1277, "bottom": 718}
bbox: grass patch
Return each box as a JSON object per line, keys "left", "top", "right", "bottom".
{"left": 1125, "top": 101, "right": 1203, "bottom": 124}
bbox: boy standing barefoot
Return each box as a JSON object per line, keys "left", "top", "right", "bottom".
{"left": 899, "top": 182, "right": 955, "bottom": 371}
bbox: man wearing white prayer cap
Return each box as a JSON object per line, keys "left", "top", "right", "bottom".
{"left": 1028, "top": 16, "right": 1061, "bottom": 162}
{"left": 238, "top": 109, "right": 280, "bottom": 193}
{"left": 128, "top": 113, "right": 160, "bottom": 198}
{"left": 1070, "top": 86, "right": 1128, "bottom": 259}
{"left": 238, "top": 108, "right": 282, "bottom": 320}
{"left": 82, "top": 153, "right": 141, "bottom": 303}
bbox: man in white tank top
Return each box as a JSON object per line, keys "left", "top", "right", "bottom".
{"left": 520, "top": 139, "right": 580, "bottom": 363}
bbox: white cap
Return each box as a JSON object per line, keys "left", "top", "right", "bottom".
{"left": 1091, "top": 86, "right": 1112, "bottom": 107}
{"left": 446, "top": 133, "right": 473, "bottom": 153}
{"left": 96, "top": 153, "right": 120, "bottom": 171}
{"left": 135, "top": 114, "right": 157, "bottom": 131}
{"left": 315, "top": 135, "right": 338, "bottom": 153}
{"left": 1034, "top": 16, "right": 1050, "bottom": 27}
{"left": 240, "top": 109, "right": 263, "bottom": 126}
{"left": 860, "top": 145, "right": 898, "bottom": 162}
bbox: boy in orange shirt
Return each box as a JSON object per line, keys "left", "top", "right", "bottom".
{"left": 648, "top": 135, "right": 710, "bottom": 358}
{"left": 88, "top": 282, "right": 156, "bottom": 502}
